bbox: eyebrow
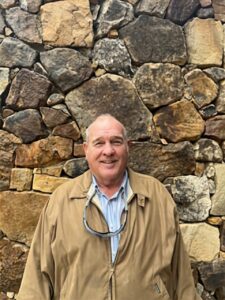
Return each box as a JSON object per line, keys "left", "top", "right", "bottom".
{"left": 92, "top": 136, "right": 124, "bottom": 143}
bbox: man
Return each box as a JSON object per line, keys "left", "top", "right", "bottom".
{"left": 18, "top": 114, "right": 201, "bottom": 300}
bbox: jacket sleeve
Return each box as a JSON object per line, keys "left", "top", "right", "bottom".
{"left": 17, "top": 201, "right": 55, "bottom": 300}
{"left": 171, "top": 210, "right": 202, "bottom": 300}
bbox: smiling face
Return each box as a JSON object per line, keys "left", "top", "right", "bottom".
{"left": 83, "top": 116, "right": 129, "bottom": 188}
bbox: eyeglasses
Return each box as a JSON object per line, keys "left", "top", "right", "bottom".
{"left": 83, "top": 192, "right": 128, "bottom": 238}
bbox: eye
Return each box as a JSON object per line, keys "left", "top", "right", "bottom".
{"left": 112, "top": 139, "right": 123, "bottom": 145}
{"left": 93, "top": 141, "right": 104, "bottom": 147}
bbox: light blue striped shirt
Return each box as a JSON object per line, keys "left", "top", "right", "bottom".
{"left": 92, "top": 172, "right": 128, "bottom": 263}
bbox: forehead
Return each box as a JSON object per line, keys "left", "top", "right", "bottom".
{"left": 88, "top": 117, "right": 124, "bottom": 140}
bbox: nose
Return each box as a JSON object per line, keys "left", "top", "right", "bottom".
{"left": 102, "top": 142, "right": 115, "bottom": 155}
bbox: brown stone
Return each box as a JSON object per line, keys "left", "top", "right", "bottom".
{"left": 0, "top": 191, "right": 49, "bottom": 245}
{"left": 205, "top": 115, "right": 225, "bottom": 141}
{"left": 33, "top": 174, "right": 71, "bottom": 193}
{"left": 220, "top": 221, "right": 225, "bottom": 251}
{"left": 33, "top": 164, "right": 63, "bottom": 177}
{"left": 0, "top": 239, "right": 28, "bottom": 293}
{"left": 212, "top": 0, "right": 225, "bottom": 21}
{"left": 10, "top": 168, "right": 33, "bottom": 191}
{"left": 52, "top": 121, "right": 81, "bottom": 141}
{"left": 15, "top": 136, "right": 73, "bottom": 168}
{"left": 40, "top": 0, "right": 94, "bottom": 47}
{"left": 184, "top": 69, "right": 218, "bottom": 108}
{"left": 6, "top": 69, "right": 52, "bottom": 110}
{"left": 73, "top": 144, "right": 85, "bottom": 157}
{"left": 65, "top": 74, "right": 153, "bottom": 141}
{"left": 215, "top": 80, "right": 225, "bottom": 113}
{"left": 153, "top": 99, "right": 205, "bottom": 143}
{"left": 185, "top": 18, "right": 223, "bottom": 66}
{"left": 40, "top": 107, "right": 70, "bottom": 128}
{"left": 133, "top": 63, "right": 184, "bottom": 109}
{"left": 128, "top": 141, "right": 195, "bottom": 181}
{"left": 207, "top": 217, "right": 223, "bottom": 226}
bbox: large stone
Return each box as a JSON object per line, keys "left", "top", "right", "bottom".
{"left": 0, "top": 37, "right": 37, "bottom": 68}
{"left": 212, "top": 0, "right": 225, "bottom": 21}
{"left": 40, "top": 107, "right": 70, "bottom": 128}
{"left": 185, "top": 18, "right": 223, "bottom": 66}
{"left": 0, "top": 191, "right": 49, "bottom": 245}
{"left": 40, "top": 0, "right": 93, "bottom": 47}
{"left": 180, "top": 223, "right": 220, "bottom": 262}
{"left": 6, "top": 69, "right": 52, "bottom": 110}
{"left": 165, "top": 175, "right": 211, "bottom": 222}
{"left": 184, "top": 69, "right": 218, "bottom": 108}
{"left": 65, "top": 74, "right": 153, "bottom": 140}
{"left": 63, "top": 158, "right": 88, "bottom": 177}
{"left": 0, "top": 131, "right": 21, "bottom": 191}
{"left": 0, "top": 10, "right": 5, "bottom": 33}
{"left": 197, "top": 7, "right": 214, "bottom": 18}
{"left": 128, "top": 141, "right": 195, "bottom": 181}
{"left": 135, "top": 0, "right": 170, "bottom": 17}
{"left": 73, "top": 144, "right": 85, "bottom": 157}
{"left": 199, "top": 104, "right": 217, "bottom": 120}
{"left": 19, "top": 0, "right": 42, "bottom": 13}
{"left": 3, "top": 109, "right": 48, "bottom": 144}
{"left": 119, "top": 15, "right": 187, "bottom": 65}
{"left": 198, "top": 260, "right": 225, "bottom": 291}
{"left": 204, "top": 67, "right": 225, "bottom": 82}
{"left": 215, "top": 80, "right": 225, "bottom": 113}
{"left": 40, "top": 48, "right": 93, "bottom": 93}
{"left": 96, "top": 0, "right": 134, "bottom": 38}
{"left": 5, "top": 7, "right": 42, "bottom": 44}
{"left": 133, "top": 63, "right": 184, "bottom": 109}
{"left": 0, "top": 0, "right": 16, "bottom": 9}
{"left": 33, "top": 174, "right": 70, "bottom": 193}
{"left": 205, "top": 115, "right": 225, "bottom": 141}
{"left": 153, "top": 99, "right": 205, "bottom": 143}
{"left": 193, "top": 138, "right": 223, "bottom": 162}
{"left": 10, "top": 168, "right": 33, "bottom": 191}
{"left": 0, "top": 239, "right": 28, "bottom": 293}
{"left": 166, "top": 0, "right": 200, "bottom": 24}
{"left": 15, "top": 136, "right": 73, "bottom": 168}
{"left": 211, "top": 164, "right": 225, "bottom": 215}
{"left": 93, "top": 38, "right": 132, "bottom": 75}
{"left": 34, "top": 164, "right": 64, "bottom": 177}
{"left": 0, "top": 68, "right": 9, "bottom": 96}
{"left": 52, "top": 121, "right": 81, "bottom": 141}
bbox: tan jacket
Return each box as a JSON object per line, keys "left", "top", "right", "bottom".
{"left": 18, "top": 169, "right": 201, "bottom": 300}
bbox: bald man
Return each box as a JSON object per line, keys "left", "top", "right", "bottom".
{"left": 18, "top": 114, "right": 201, "bottom": 300}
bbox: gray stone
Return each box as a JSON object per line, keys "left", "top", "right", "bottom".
{"left": 0, "top": 239, "right": 28, "bottom": 293}
{"left": 133, "top": 63, "right": 184, "bottom": 109}
{"left": 166, "top": 175, "right": 211, "bottom": 222}
{"left": 40, "top": 107, "right": 70, "bottom": 128}
{"left": 0, "top": 0, "right": 16, "bottom": 9}
{"left": 5, "top": 7, "right": 42, "bottom": 44}
{"left": 0, "top": 67, "right": 9, "bottom": 96}
{"left": 153, "top": 99, "right": 205, "bottom": 143}
{"left": 184, "top": 69, "right": 218, "bottom": 109}
{"left": 6, "top": 69, "right": 52, "bottom": 110}
{"left": 47, "top": 93, "right": 64, "bottom": 106}
{"left": 215, "top": 80, "right": 225, "bottom": 113}
{"left": 3, "top": 109, "right": 48, "bottom": 144}
{"left": 205, "top": 115, "right": 225, "bottom": 141}
{"left": 119, "top": 15, "right": 187, "bottom": 65}
{"left": 200, "top": 0, "right": 211, "bottom": 7}
{"left": 211, "top": 164, "right": 225, "bottom": 215}
{"left": 204, "top": 67, "right": 225, "bottom": 82}
{"left": 199, "top": 104, "right": 217, "bottom": 119}
{"left": 65, "top": 74, "right": 153, "bottom": 141}
{"left": 33, "top": 62, "right": 48, "bottom": 77}
{"left": 193, "top": 138, "right": 223, "bottom": 162}
{"left": 63, "top": 158, "right": 88, "bottom": 178}
{"left": 19, "top": 0, "right": 41, "bottom": 13}
{"left": 0, "top": 10, "right": 5, "bottom": 33}
{"left": 0, "top": 37, "right": 37, "bottom": 68}
{"left": 135, "top": 0, "right": 170, "bottom": 17}
{"left": 197, "top": 7, "right": 214, "bottom": 18}
{"left": 0, "top": 130, "right": 21, "bottom": 191}
{"left": 93, "top": 38, "right": 132, "bottom": 75}
{"left": 128, "top": 141, "right": 195, "bottom": 181}
{"left": 0, "top": 191, "right": 49, "bottom": 245}
{"left": 96, "top": 0, "right": 134, "bottom": 38}
{"left": 52, "top": 121, "right": 81, "bottom": 141}
{"left": 166, "top": 0, "right": 200, "bottom": 24}
{"left": 40, "top": 48, "right": 93, "bottom": 93}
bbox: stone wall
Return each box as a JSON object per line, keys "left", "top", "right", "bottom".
{"left": 0, "top": 0, "right": 225, "bottom": 299}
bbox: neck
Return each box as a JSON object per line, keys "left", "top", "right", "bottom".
{"left": 95, "top": 175, "right": 125, "bottom": 198}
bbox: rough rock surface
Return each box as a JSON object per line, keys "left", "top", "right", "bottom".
{"left": 211, "top": 164, "right": 225, "bottom": 215}
{"left": 128, "top": 141, "right": 195, "bottom": 181}
{"left": 40, "top": 107, "right": 70, "bottom": 128}
{"left": 166, "top": 0, "right": 200, "bottom": 24}
{"left": 40, "top": 0, "right": 94, "bottom": 47}
{"left": 65, "top": 74, "right": 153, "bottom": 140}
{"left": 19, "top": 0, "right": 42, "bottom": 13}
{"left": 6, "top": 69, "right": 52, "bottom": 110}
{"left": 52, "top": 121, "right": 81, "bottom": 141}
{"left": 33, "top": 174, "right": 70, "bottom": 193}
{"left": 204, "top": 67, "right": 225, "bottom": 82}
{"left": 135, "top": 0, "right": 170, "bottom": 17}
{"left": 0, "top": 68, "right": 9, "bottom": 96}
{"left": 119, "top": 15, "right": 187, "bottom": 65}
{"left": 133, "top": 63, "right": 184, "bottom": 109}
{"left": 205, "top": 115, "right": 225, "bottom": 141}
{"left": 153, "top": 99, "right": 205, "bottom": 142}
{"left": 215, "top": 80, "right": 225, "bottom": 113}
{"left": 63, "top": 158, "right": 88, "bottom": 178}
{"left": 40, "top": 48, "right": 93, "bottom": 92}
{"left": 10, "top": 168, "right": 33, "bottom": 191}
{"left": 0, "top": 191, "right": 49, "bottom": 245}
{"left": 212, "top": 0, "right": 225, "bottom": 21}
{"left": 193, "top": 138, "right": 223, "bottom": 162}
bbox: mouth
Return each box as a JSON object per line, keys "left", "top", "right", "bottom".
{"left": 100, "top": 160, "right": 117, "bottom": 165}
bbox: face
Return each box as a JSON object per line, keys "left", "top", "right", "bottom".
{"left": 83, "top": 117, "right": 129, "bottom": 187}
